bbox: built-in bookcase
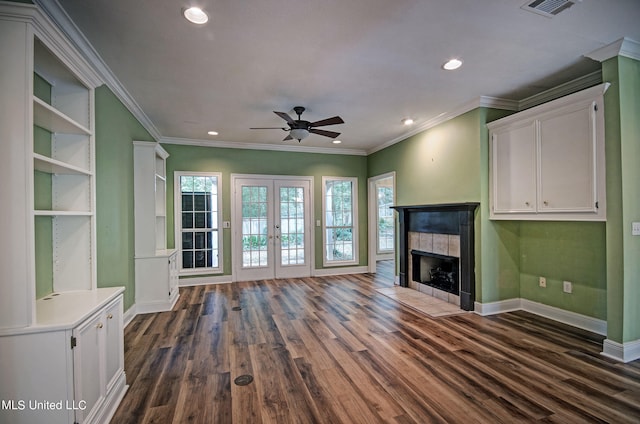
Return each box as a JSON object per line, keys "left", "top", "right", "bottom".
{"left": 32, "top": 37, "right": 96, "bottom": 294}
{"left": 134, "top": 141, "right": 179, "bottom": 313}
{"left": 1, "top": 5, "right": 127, "bottom": 423}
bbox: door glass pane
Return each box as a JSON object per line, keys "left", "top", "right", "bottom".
{"left": 377, "top": 185, "right": 394, "bottom": 252}
{"left": 242, "top": 186, "right": 269, "bottom": 267}
{"left": 280, "top": 186, "right": 305, "bottom": 265}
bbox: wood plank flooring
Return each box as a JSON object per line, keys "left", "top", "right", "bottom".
{"left": 111, "top": 264, "right": 640, "bottom": 423}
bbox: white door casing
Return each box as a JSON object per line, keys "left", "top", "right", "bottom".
{"left": 232, "top": 175, "right": 313, "bottom": 281}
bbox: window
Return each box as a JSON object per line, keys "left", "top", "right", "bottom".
{"left": 175, "top": 172, "right": 222, "bottom": 274}
{"left": 323, "top": 177, "right": 358, "bottom": 266}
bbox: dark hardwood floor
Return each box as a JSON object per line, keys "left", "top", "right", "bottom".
{"left": 111, "top": 263, "right": 640, "bottom": 423}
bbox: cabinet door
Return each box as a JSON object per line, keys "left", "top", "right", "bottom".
{"left": 104, "top": 298, "right": 124, "bottom": 393}
{"left": 538, "top": 102, "right": 597, "bottom": 212}
{"left": 491, "top": 122, "right": 537, "bottom": 213}
{"left": 73, "top": 311, "right": 105, "bottom": 423}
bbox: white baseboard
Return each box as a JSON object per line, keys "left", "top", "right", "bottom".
{"left": 474, "top": 298, "right": 607, "bottom": 336}
{"left": 473, "top": 298, "right": 521, "bottom": 316}
{"left": 602, "top": 338, "right": 640, "bottom": 363}
{"left": 123, "top": 305, "right": 137, "bottom": 328}
{"left": 179, "top": 275, "right": 233, "bottom": 286}
{"left": 135, "top": 294, "right": 180, "bottom": 314}
{"left": 520, "top": 299, "right": 607, "bottom": 335}
{"left": 312, "top": 266, "right": 369, "bottom": 277}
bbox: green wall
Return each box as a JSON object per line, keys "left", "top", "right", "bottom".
{"left": 33, "top": 73, "right": 53, "bottom": 298}
{"left": 368, "top": 110, "right": 482, "bottom": 204}
{"left": 519, "top": 222, "right": 606, "bottom": 317}
{"left": 94, "top": 85, "right": 155, "bottom": 311}
{"left": 603, "top": 55, "right": 640, "bottom": 343}
{"left": 162, "top": 144, "right": 368, "bottom": 276}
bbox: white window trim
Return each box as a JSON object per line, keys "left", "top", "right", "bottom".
{"left": 174, "top": 171, "right": 223, "bottom": 275}
{"left": 322, "top": 176, "right": 358, "bottom": 267}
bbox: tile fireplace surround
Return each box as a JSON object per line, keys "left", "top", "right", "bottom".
{"left": 408, "top": 231, "right": 461, "bottom": 305}
{"left": 391, "top": 203, "right": 479, "bottom": 311}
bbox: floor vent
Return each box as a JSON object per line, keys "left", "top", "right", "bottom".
{"left": 522, "top": 0, "right": 578, "bottom": 17}
{"left": 234, "top": 375, "right": 254, "bottom": 386}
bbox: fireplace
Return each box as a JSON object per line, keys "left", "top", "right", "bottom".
{"left": 391, "top": 203, "right": 478, "bottom": 311}
{"left": 411, "top": 250, "right": 459, "bottom": 295}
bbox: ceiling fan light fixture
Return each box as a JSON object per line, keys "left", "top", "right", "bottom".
{"left": 443, "top": 58, "right": 463, "bottom": 71}
{"left": 183, "top": 7, "right": 209, "bottom": 24}
{"left": 290, "top": 128, "right": 310, "bottom": 141}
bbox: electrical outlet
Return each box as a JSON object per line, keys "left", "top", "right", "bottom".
{"left": 632, "top": 222, "right": 640, "bottom": 236}
{"left": 539, "top": 276, "right": 546, "bottom": 288}
{"left": 563, "top": 280, "right": 572, "bottom": 293}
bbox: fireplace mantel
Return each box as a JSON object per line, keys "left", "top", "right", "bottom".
{"left": 391, "top": 203, "right": 479, "bottom": 310}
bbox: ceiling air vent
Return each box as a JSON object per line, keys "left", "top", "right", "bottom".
{"left": 522, "top": 0, "right": 579, "bottom": 17}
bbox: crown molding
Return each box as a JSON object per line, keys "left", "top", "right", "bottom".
{"left": 33, "top": 0, "right": 162, "bottom": 140}
{"left": 518, "top": 70, "right": 602, "bottom": 110}
{"left": 160, "top": 137, "right": 368, "bottom": 156}
{"left": 367, "top": 96, "right": 518, "bottom": 155}
{"left": 0, "top": 1, "right": 102, "bottom": 89}
{"left": 585, "top": 37, "right": 640, "bottom": 63}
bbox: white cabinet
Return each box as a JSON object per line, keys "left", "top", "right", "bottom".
{"left": 491, "top": 121, "right": 537, "bottom": 213}
{"left": 488, "top": 83, "right": 608, "bottom": 221}
{"left": 0, "top": 5, "right": 126, "bottom": 423}
{"left": 134, "top": 141, "right": 180, "bottom": 313}
{"left": 0, "top": 289, "right": 127, "bottom": 424}
{"left": 135, "top": 250, "right": 180, "bottom": 313}
{"left": 73, "top": 296, "right": 125, "bottom": 424}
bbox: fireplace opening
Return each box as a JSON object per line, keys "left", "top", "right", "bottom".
{"left": 411, "top": 250, "right": 459, "bottom": 295}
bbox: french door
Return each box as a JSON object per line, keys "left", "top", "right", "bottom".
{"left": 233, "top": 176, "right": 312, "bottom": 281}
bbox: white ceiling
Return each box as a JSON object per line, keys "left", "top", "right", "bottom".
{"left": 54, "top": 0, "right": 640, "bottom": 154}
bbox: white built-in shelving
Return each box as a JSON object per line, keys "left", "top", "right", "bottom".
{"left": 133, "top": 141, "right": 179, "bottom": 313}
{"left": 0, "top": 4, "right": 127, "bottom": 423}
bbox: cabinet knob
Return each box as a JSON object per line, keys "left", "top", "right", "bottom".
{"left": 544, "top": 201, "right": 549, "bottom": 206}
{"left": 107, "top": 313, "right": 113, "bottom": 319}
{"left": 96, "top": 323, "right": 103, "bottom": 329}
{"left": 525, "top": 202, "right": 530, "bottom": 207}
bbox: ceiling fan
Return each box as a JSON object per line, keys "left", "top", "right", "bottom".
{"left": 250, "top": 106, "right": 344, "bottom": 142}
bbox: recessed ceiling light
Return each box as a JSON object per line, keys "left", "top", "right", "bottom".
{"left": 207, "top": 130, "right": 218, "bottom": 136}
{"left": 332, "top": 139, "right": 342, "bottom": 144}
{"left": 402, "top": 118, "right": 414, "bottom": 126}
{"left": 443, "top": 58, "right": 463, "bottom": 71}
{"left": 183, "top": 7, "right": 209, "bottom": 24}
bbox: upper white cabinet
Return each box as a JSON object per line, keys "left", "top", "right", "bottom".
{"left": 488, "top": 83, "right": 608, "bottom": 221}
{"left": 133, "top": 141, "right": 179, "bottom": 313}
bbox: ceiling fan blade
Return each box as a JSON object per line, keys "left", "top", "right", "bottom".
{"left": 250, "top": 127, "right": 287, "bottom": 130}
{"left": 310, "top": 116, "right": 344, "bottom": 127}
{"left": 309, "top": 128, "right": 341, "bottom": 138}
{"left": 274, "top": 111, "right": 295, "bottom": 124}
{"left": 283, "top": 134, "right": 293, "bottom": 141}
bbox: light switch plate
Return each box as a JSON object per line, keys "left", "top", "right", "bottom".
{"left": 223, "top": 221, "right": 231, "bottom": 228}
{"left": 633, "top": 222, "right": 640, "bottom": 236}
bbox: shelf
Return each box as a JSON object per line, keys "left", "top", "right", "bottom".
{"left": 33, "top": 96, "right": 91, "bottom": 135}
{"left": 34, "top": 210, "right": 93, "bottom": 217}
{"left": 33, "top": 153, "right": 92, "bottom": 175}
